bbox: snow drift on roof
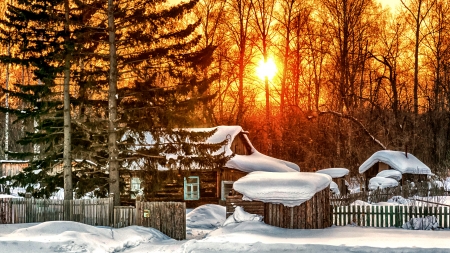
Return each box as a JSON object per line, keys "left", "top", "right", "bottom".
{"left": 316, "top": 168, "right": 349, "bottom": 178}
{"left": 376, "top": 170, "right": 402, "bottom": 181}
{"left": 368, "top": 177, "right": 399, "bottom": 190}
{"left": 126, "top": 125, "right": 300, "bottom": 173}
{"left": 139, "top": 125, "right": 243, "bottom": 156}
{"left": 359, "top": 150, "right": 431, "bottom": 175}
{"left": 225, "top": 151, "right": 299, "bottom": 173}
{"left": 233, "top": 171, "right": 331, "bottom": 207}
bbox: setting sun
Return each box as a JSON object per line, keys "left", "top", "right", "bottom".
{"left": 256, "top": 58, "right": 277, "bottom": 81}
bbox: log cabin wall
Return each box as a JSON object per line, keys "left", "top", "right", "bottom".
{"left": 121, "top": 170, "right": 220, "bottom": 208}
{"left": 226, "top": 187, "right": 331, "bottom": 229}
{"left": 1, "top": 162, "right": 28, "bottom": 177}
{"left": 263, "top": 186, "right": 331, "bottom": 229}
{"left": 225, "top": 192, "right": 265, "bottom": 218}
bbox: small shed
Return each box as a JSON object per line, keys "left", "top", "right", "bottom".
{"left": 316, "top": 168, "right": 349, "bottom": 195}
{"left": 359, "top": 150, "right": 432, "bottom": 189}
{"left": 226, "top": 171, "right": 332, "bottom": 229}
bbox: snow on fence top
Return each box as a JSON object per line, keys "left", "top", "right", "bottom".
{"left": 376, "top": 169, "right": 402, "bottom": 181}
{"left": 124, "top": 125, "right": 300, "bottom": 173}
{"left": 368, "top": 176, "right": 399, "bottom": 190}
{"left": 359, "top": 150, "right": 431, "bottom": 175}
{"left": 233, "top": 171, "right": 331, "bottom": 207}
{"left": 315, "top": 168, "right": 349, "bottom": 178}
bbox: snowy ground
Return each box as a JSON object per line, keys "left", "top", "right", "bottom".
{"left": 2, "top": 203, "right": 450, "bottom": 253}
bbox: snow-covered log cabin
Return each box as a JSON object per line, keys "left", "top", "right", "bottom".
{"left": 121, "top": 126, "right": 300, "bottom": 207}
{"left": 359, "top": 150, "right": 432, "bottom": 189}
{"left": 226, "top": 171, "right": 332, "bottom": 229}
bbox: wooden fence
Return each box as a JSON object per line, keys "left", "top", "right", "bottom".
{"left": 136, "top": 201, "right": 186, "bottom": 240}
{"left": 333, "top": 205, "right": 450, "bottom": 228}
{"left": 0, "top": 198, "right": 186, "bottom": 240}
{"left": 0, "top": 197, "right": 113, "bottom": 226}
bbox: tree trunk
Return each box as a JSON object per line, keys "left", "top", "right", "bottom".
{"left": 63, "top": 0, "right": 73, "bottom": 201}
{"left": 108, "top": 0, "right": 120, "bottom": 206}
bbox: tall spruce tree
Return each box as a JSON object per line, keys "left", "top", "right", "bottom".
{"left": 101, "top": 0, "right": 220, "bottom": 204}
{"left": 0, "top": 0, "right": 108, "bottom": 198}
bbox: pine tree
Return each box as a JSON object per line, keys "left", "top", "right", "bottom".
{"left": 0, "top": 0, "right": 108, "bottom": 198}
{"left": 102, "top": 0, "right": 219, "bottom": 203}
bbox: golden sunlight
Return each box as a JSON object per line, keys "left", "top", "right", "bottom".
{"left": 256, "top": 58, "right": 277, "bottom": 81}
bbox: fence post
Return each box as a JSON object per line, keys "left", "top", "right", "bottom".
{"left": 109, "top": 193, "right": 114, "bottom": 227}
{"left": 25, "top": 192, "right": 32, "bottom": 223}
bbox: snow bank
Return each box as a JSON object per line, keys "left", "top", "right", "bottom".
{"left": 0, "top": 221, "right": 171, "bottom": 253}
{"left": 316, "top": 168, "right": 349, "bottom": 178}
{"left": 223, "top": 206, "right": 263, "bottom": 226}
{"left": 368, "top": 177, "right": 399, "bottom": 190}
{"left": 359, "top": 150, "right": 431, "bottom": 175}
{"left": 376, "top": 170, "right": 402, "bottom": 181}
{"left": 186, "top": 204, "right": 226, "bottom": 229}
{"left": 330, "top": 181, "right": 340, "bottom": 195}
{"left": 233, "top": 171, "right": 331, "bottom": 207}
{"left": 403, "top": 216, "right": 439, "bottom": 230}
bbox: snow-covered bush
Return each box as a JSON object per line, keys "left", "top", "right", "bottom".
{"left": 402, "top": 216, "right": 439, "bottom": 230}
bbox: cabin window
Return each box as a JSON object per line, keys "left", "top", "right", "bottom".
{"left": 221, "top": 181, "right": 234, "bottom": 200}
{"left": 184, "top": 176, "right": 200, "bottom": 200}
{"left": 130, "top": 177, "right": 141, "bottom": 199}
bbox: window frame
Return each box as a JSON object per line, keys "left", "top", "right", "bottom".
{"left": 221, "top": 180, "right": 234, "bottom": 200}
{"left": 184, "top": 176, "right": 200, "bottom": 200}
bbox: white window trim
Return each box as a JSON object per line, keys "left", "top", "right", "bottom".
{"left": 184, "top": 176, "right": 200, "bottom": 200}
{"left": 221, "top": 180, "right": 234, "bottom": 200}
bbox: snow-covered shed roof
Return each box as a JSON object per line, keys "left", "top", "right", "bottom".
{"left": 126, "top": 126, "right": 300, "bottom": 173}
{"left": 233, "top": 171, "right": 331, "bottom": 207}
{"left": 359, "top": 150, "right": 431, "bottom": 175}
{"left": 368, "top": 177, "right": 399, "bottom": 190}
{"left": 316, "top": 168, "right": 349, "bottom": 178}
{"left": 376, "top": 170, "right": 402, "bottom": 181}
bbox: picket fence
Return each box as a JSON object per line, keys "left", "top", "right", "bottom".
{"left": 0, "top": 197, "right": 186, "bottom": 239}
{"left": 333, "top": 205, "right": 450, "bottom": 228}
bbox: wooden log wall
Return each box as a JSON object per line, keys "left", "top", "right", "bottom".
{"left": 225, "top": 192, "right": 264, "bottom": 218}
{"left": 226, "top": 187, "right": 331, "bottom": 229}
{"left": 264, "top": 186, "right": 331, "bottom": 229}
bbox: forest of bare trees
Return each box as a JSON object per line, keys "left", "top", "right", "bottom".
{"left": 1, "top": 0, "right": 450, "bottom": 184}
{"left": 194, "top": 0, "right": 450, "bottom": 176}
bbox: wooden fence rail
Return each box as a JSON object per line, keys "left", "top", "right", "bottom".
{"left": 1, "top": 198, "right": 186, "bottom": 240}
{"left": 333, "top": 205, "right": 450, "bottom": 228}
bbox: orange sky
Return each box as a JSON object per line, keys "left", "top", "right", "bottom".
{"left": 377, "top": 0, "right": 401, "bottom": 11}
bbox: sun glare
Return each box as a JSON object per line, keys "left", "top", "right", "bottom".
{"left": 256, "top": 58, "right": 277, "bottom": 81}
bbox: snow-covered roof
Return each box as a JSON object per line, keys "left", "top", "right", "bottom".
{"left": 233, "top": 171, "right": 331, "bottom": 207}
{"left": 0, "top": 160, "right": 28, "bottom": 164}
{"left": 376, "top": 170, "right": 402, "bottom": 181}
{"left": 316, "top": 168, "right": 349, "bottom": 178}
{"left": 359, "top": 150, "right": 432, "bottom": 175}
{"left": 125, "top": 126, "right": 300, "bottom": 173}
{"left": 368, "top": 177, "right": 399, "bottom": 190}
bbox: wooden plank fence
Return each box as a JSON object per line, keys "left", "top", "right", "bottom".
{"left": 136, "top": 201, "right": 186, "bottom": 240}
{"left": 0, "top": 197, "right": 113, "bottom": 226}
{"left": 333, "top": 205, "right": 450, "bottom": 228}
{"left": 1, "top": 197, "right": 186, "bottom": 240}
